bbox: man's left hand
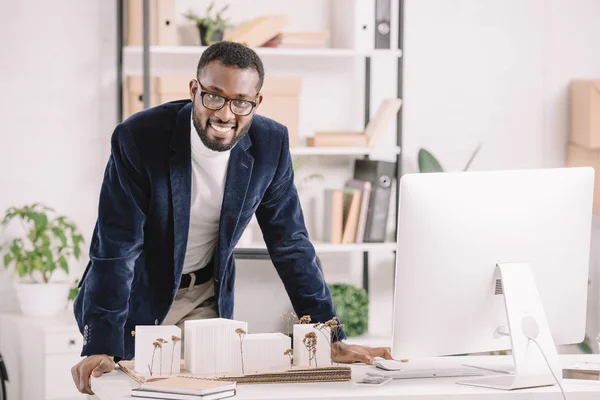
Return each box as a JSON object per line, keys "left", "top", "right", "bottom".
{"left": 330, "top": 341, "right": 395, "bottom": 365}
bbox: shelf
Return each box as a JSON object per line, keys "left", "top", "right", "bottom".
{"left": 290, "top": 146, "right": 401, "bottom": 156}
{"left": 123, "top": 45, "right": 402, "bottom": 60}
{"left": 236, "top": 241, "right": 397, "bottom": 253}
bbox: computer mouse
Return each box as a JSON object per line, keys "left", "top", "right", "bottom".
{"left": 373, "top": 360, "right": 406, "bottom": 371}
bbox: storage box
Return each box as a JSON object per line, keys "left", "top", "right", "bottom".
{"left": 257, "top": 77, "right": 302, "bottom": 147}
{"left": 124, "top": 0, "right": 177, "bottom": 46}
{"left": 569, "top": 80, "right": 600, "bottom": 149}
{"left": 123, "top": 76, "right": 191, "bottom": 119}
{"left": 566, "top": 143, "right": 600, "bottom": 214}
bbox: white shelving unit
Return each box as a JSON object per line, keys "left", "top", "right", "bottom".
{"left": 290, "top": 146, "right": 401, "bottom": 157}
{"left": 123, "top": 45, "right": 402, "bottom": 58}
{"left": 236, "top": 241, "right": 397, "bottom": 253}
{"left": 119, "top": 0, "right": 404, "bottom": 294}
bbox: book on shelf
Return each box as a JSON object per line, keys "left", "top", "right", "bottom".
{"left": 131, "top": 376, "right": 236, "bottom": 400}
{"left": 345, "top": 179, "right": 373, "bottom": 243}
{"left": 306, "top": 131, "right": 368, "bottom": 147}
{"left": 261, "top": 31, "right": 329, "bottom": 49}
{"left": 224, "top": 15, "right": 290, "bottom": 47}
{"left": 322, "top": 179, "right": 372, "bottom": 244}
{"left": 306, "top": 98, "right": 402, "bottom": 148}
{"left": 353, "top": 159, "right": 396, "bottom": 242}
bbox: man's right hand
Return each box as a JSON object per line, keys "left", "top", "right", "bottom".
{"left": 71, "top": 354, "right": 115, "bottom": 395}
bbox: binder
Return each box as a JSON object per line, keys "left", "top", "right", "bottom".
{"left": 375, "top": 0, "right": 391, "bottom": 49}
{"left": 330, "top": 0, "right": 375, "bottom": 51}
{"left": 353, "top": 159, "right": 396, "bottom": 242}
{"left": 125, "top": 0, "right": 177, "bottom": 46}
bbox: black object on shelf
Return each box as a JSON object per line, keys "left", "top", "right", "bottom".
{"left": 0, "top": 352, "right": 8, "bottom": 400}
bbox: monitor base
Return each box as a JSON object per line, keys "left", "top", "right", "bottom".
{"left": 458, "top": 262, "right": 561, "bottom": 391}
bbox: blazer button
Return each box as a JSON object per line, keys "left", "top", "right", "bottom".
{"left": 155, "top": 319, "right": 159, "bottom": 325}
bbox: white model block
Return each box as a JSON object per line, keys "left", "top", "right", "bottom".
{"left": 134, "top": 325, "right": 181, "bottom": 376}
{"left": 293, "top": 324, "right": 331, "bottom": 367}
{"left": 239, "top": 333, "right": 291, "bottom": 374}
{"left": 184, "top": 318, "right": 248, "bottom": 375}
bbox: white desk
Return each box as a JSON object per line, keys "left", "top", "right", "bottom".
{"left": 90, "top": 355, "right": 600, "bottom": 400}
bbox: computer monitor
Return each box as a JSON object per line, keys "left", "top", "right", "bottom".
{"left": 392, "top": 167, "right": 594, "bottom": 390}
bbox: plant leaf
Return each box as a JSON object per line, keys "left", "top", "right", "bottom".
{"left": 52, "top": 227, "right": 68, "bottom": 248}
{"left": 69, "top": 286, "right": 80, "bottom": 301}
{"left": 58, "top": 256, "right": 69, "bottom": 273}
{"left": 31, "top": 212, "right": 48, "bottom": 232}
{"left": 15, "top": 261, "right": 26, "bottom": 277}
{"left": 418, "top": 149, "right": 444, "bottom": 173}
{"left": 463, "top": 143, "right": 482, "bottom": 171}
{"left": 3, "top": 253, "right": 13, "bottom": 268}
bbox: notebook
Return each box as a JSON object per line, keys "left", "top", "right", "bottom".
{"left": 134, "top": 376, "right": 236, "bottom": 397}
{"left": 131, "top": 388, "right": 236, "bottom": 400}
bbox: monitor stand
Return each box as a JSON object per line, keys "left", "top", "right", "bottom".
{"left": 456, "top": 262, "right": 562, "bottom": 390}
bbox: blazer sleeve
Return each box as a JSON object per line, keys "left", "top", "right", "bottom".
{"left": 78, "top": 123, "right": 149, "bottom": 358}
{"left": 255, "top": 129, "right": 346, "bottom": 341}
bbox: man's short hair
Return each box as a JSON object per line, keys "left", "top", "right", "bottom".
{"left": 196, "top": 41, "right": 265, "bottom": 93}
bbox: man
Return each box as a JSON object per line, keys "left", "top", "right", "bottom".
{"left": 71, "top": 41, "right": 392, "bottom": 395}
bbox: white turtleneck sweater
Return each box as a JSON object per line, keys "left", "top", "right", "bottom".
{"left": 182, "top": 118, "right": 232, "bottom": 274}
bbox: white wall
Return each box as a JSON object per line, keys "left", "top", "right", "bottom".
{"left": 0, "top": 0, "right": 117, "bottom": 311}
{"left": 2, "top": 0, "right": 599, "bottom": 350}
{"left": 399, "top": 0, "right": 600, "bottom": 347}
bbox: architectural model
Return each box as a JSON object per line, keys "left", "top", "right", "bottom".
{"left": 184, "top": 318, "right": 248, "bottom": 374}
{"left": 236, "top": 332, "right": 291, "bottom": 374}
{"left": 133, "top": 316, "right": 341, "bottom": 377}
{"left": 133, "top": 325, "right": 182, "bottom": 376}
{"left": 293, "top": 323, "right": 332, "bottom": 367}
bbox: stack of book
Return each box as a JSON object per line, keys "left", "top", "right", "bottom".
{"left": 306, "top": 98, "right": 402, "bottom": 148}
{"left": 261, "top": 32, "right": 329, "bottom": 48}
{"left": 323, "top": 179, "right": 372, "bottom": 244}
{"left": 323, "top": 159, "right": 397, "bottom": 244}
{"left": 131, "top": 377, "right": 236, "bottom": 400}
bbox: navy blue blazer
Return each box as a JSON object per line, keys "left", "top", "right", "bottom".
{"left": 73, "top": 100, "right": 344, "bottom": 360}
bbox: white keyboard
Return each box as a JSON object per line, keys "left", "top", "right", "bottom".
{"left": 367, "top": 367, "right": 485, "bottom": 380}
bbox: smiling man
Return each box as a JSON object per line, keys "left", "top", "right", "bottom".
{"left": 70, "top": 41, "right": 392, "bottom": 395}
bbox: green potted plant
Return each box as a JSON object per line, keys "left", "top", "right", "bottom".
{"left": 0, "top": 203, "right": 84, "bottom": 316}
{"left": 328, "top": 283, "right": 368, "bottom": 337}
{"left": 183, "top": 2, "right": 232, "bottom": 46}
{"left": 418, "top": 143, "right": 482, "bottom": 173}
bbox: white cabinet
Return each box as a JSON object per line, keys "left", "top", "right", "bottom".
{"left": 0, "top": 311, "right": 85, "bottom": 400}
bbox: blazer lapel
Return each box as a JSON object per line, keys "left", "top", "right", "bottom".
{"left": 217, "top": 134, "right": 254, "bottom": 260}
{"left": 169, "top": 103, "right": 193, "bottom": 285}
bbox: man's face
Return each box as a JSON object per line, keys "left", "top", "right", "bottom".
{"left": 189, "top": 61, "right": 263, "bottom": 152}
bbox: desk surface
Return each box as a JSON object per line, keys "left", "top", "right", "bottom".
{"left": 91, "top": 355, "right": 600, "bottom": 400}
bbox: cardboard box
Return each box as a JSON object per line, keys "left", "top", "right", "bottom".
{"left": 256, "top": 77, "right": 302, "bottom": 147}
{"left": 570, "top": 80, "right": 600, "bottom": 149}
{"left": 566, "top": 142, "right": 600, "bottom": 214}
{"left": 123, "top": 76, "right": 191, "bottom": 119}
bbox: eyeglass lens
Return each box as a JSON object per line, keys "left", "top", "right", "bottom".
{"left": 202, "top": 93, "right": 253, "bottom": 116}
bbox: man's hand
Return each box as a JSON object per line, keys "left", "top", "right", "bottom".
{"left": 331, "top": 341, "right": 403, "bottom": 365}
{"left": 71, "top": 355, "right": 115, "bottom": 395}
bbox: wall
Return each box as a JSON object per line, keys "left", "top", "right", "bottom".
{"left": 401, "top": 0, "right": 600, "bottom": 347}
{"left": 0, "top": 0, "right": 117, "bottom": 311}
{"left": 1, "top": 0, "right": 599, "bottom": 349}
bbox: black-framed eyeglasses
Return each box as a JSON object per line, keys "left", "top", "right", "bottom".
{"left": 197, "top": 82, "right": 257, "bottom": 116}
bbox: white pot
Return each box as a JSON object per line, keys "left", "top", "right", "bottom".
{"left": 14, "top": 282, "right": 70, "bottom": 317}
